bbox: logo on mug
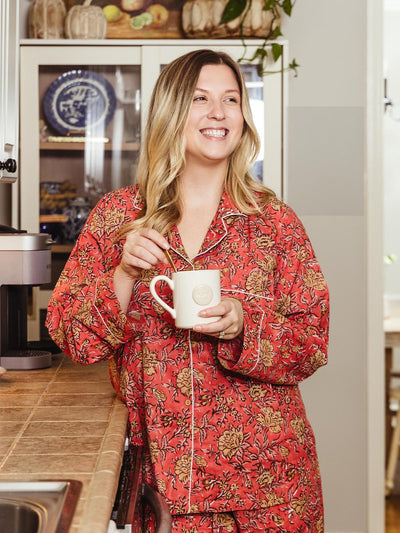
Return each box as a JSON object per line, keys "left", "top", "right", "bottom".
{"left": 192, "top": 284, "right": 214, "bottom": 306}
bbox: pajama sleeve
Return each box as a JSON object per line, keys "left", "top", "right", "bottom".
{"left": 217, "top": 203, "right": 329, "bottom": 385}
{"left": 46, "top": 194, "right": 144, "bottom": 365}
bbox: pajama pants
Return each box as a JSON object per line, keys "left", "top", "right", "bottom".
{"left": 144, "top": 504, "right": 324, "bottom": 532}
{"left": 140, "top": 447, "right": 324, "bottom": 532}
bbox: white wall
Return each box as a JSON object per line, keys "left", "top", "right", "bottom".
{"left": 284, "top": 1, "right": 378, "bottom": 531}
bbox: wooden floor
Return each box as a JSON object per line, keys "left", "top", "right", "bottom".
{"left": 386, "top": 495, "right": 400, "bottom": 532}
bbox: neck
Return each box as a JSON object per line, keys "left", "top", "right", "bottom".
{"left": 179, "top": 177, "right": 225, "bottom": 212}
{"left": 180, "top": 161, "right": 227, "bottom": 205}
{"left": 177, "top": 164, "right": 226, "bottom": 259}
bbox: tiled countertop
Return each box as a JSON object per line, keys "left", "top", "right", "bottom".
{"left": 0, "top": 353, "right": 128, "bottom": 532}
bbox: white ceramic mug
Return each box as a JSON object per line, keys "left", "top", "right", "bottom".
{"left": 149, "top": 269, "right": 221, "bottom": 329}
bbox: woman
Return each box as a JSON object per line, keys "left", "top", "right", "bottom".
{"left": 46, "top": 49, "right": 329, "bottom": 532}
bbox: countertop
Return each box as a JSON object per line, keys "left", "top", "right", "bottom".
{"left": 0, "top": 353, "right": 128, "bottom": 533}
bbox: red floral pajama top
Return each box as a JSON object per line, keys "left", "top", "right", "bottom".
{"left": 46, "top": 185, "right": 329, "bottom": 522}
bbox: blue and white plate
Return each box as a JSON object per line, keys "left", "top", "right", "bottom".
{"left": 43, "top": 69, "right": 117, "bottom": 136}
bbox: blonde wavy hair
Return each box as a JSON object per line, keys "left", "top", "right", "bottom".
{"left": 118, "top": 49, "right": 275, "bottom": 238}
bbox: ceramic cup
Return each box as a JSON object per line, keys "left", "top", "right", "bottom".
{"left": 149, "top": 269, "right": 221, "bottom": 329}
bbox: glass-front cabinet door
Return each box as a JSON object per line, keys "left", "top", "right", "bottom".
{"left": 20, "top": 45, "right": 142, "bottom": 240}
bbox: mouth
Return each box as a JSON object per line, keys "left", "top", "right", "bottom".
{"left": 200, "top": 128, "right": 228, "bottom": 138}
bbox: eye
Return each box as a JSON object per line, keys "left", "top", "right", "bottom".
{"left": 193, "top": 95, "right": 207, "bottom": 102}
{"left": 225, "top": 96, "right": 240, "bottom": 104}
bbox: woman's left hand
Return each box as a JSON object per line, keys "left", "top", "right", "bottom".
{"left": 193, "top": 297, "right": 243, "bottom": 340}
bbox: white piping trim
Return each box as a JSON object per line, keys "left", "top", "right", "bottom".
{"left": 131, "top": 187, "right": 141, "bottom": 210}
{"left": 195, "top": 213, "right": 246, "bottom": 259}
{"left": 221, "top": 288, "right": 273, "bottom": 302}
{"left": 169, "top": 212, "right": 247, "bottom": 266}
{"left": 249, "top": 309, "right": 265, "bottom": 374}
{"left": 93, "top": 278, "right": 122, "bottom": 343}
{"left": 171, "top": 248, "right": 194, "bottom": 269}
{"left": 220, "top": 289, "right": 270, "bottom": 374}
{"left": 188, "top": 329, "right": 195, "bottom": 513}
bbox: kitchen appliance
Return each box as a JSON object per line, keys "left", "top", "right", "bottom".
{"left": 0, "top": 228, "right": 53, "bottom": 370}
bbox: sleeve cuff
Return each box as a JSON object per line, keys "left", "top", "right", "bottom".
{"left": 217, "top": 299, "right": 264, "bottom": 376}
{"left": 91, "top": 271, "right": 145, "bottom": 346}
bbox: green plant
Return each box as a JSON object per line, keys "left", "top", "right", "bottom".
{"left": 384, "top": 254, "right": 398, "bottom": 265}
{"left": 221, "top": 0, "right": 299, "bottom": 76}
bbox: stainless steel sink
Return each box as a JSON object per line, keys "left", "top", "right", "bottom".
{"left": 0, "top": 500, "right": 41, "bottom": 533}
{"left": 0, "top": 480, "right": 82, "bottom": 533}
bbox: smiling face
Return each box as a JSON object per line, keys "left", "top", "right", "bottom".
{"left": 184, "top": 64, "right": 244, "bottom": 170}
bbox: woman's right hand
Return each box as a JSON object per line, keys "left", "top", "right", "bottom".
{"left": 114, "top": 228, "right": 170, "bottom": 313}
{"left": 118, "top": 227, "right": 170, "bottom": 280}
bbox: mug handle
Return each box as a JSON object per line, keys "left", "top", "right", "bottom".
{"left": 149, "top": 275, "right": 176, "bottom": 319}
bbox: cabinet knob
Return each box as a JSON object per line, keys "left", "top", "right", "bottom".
{"left": 0, "top": 159, "right": 17, "bottom": 173}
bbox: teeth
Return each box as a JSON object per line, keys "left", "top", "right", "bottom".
{"left": 202, "top": 129, "right": 226, "bottom": 137}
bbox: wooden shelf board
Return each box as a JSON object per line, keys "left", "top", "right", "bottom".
{"left": 40, "top": 141, "right": 139, "bottom": 152}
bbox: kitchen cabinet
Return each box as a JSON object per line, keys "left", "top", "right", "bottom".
{"left": 18, "top": 39, "right": 288, "bottom": 340}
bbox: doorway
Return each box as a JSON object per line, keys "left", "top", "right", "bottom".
{"left": 383, "top": 0, "right": 400, "bottom": 529}
{"left": 366, "top": 0, "right": 385, "bottom": 531}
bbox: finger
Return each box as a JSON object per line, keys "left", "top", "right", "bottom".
{"left": 124, "top": 253, "right": 159, "bottom": 271}
{"left": 119, "top": 254, "right": 154, "bottom": 277}
{"left": 121, "top": 239, "right": 164, "bottom": 272}
{"left": 195, "top": 298, "right": 243, "bottom": 339}
{"left": 193, "top": 318, "right": 228, "bottom": 337}
{"left": 130, "top": 243, "right": 167, "bottom": 266}
{"left": 197, "top": 301, "right": 229, "bottom": 319}
{"left": 137, "top": 228, "right": 170, "bottom": 251}
{"left": 125, "top": 233, "right": 169, "bottom": 265}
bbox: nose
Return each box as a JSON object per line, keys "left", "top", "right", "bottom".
{"left": 207, "top": 101, "right": 225, "bottom": 120}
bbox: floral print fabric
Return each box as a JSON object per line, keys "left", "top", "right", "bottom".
{"left": 46, "top": 186, "right": 329, "bottom": 529}
{"left": 144, "top": 505, "right": 324, "bottom": 532}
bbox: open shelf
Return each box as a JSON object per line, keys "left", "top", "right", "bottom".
{"left": 40, "top": 141, "right": 140, "bottom": 152}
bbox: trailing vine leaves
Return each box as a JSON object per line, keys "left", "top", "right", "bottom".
{"left": 220, "top": 0, "right": 299, "bottom": 76}
{"left": 220, "top": 0, "right": 248, "bottom": 23}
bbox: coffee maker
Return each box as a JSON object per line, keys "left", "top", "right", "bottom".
{"left": 0, "top": 228, "right": 53, "bottom": 370}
